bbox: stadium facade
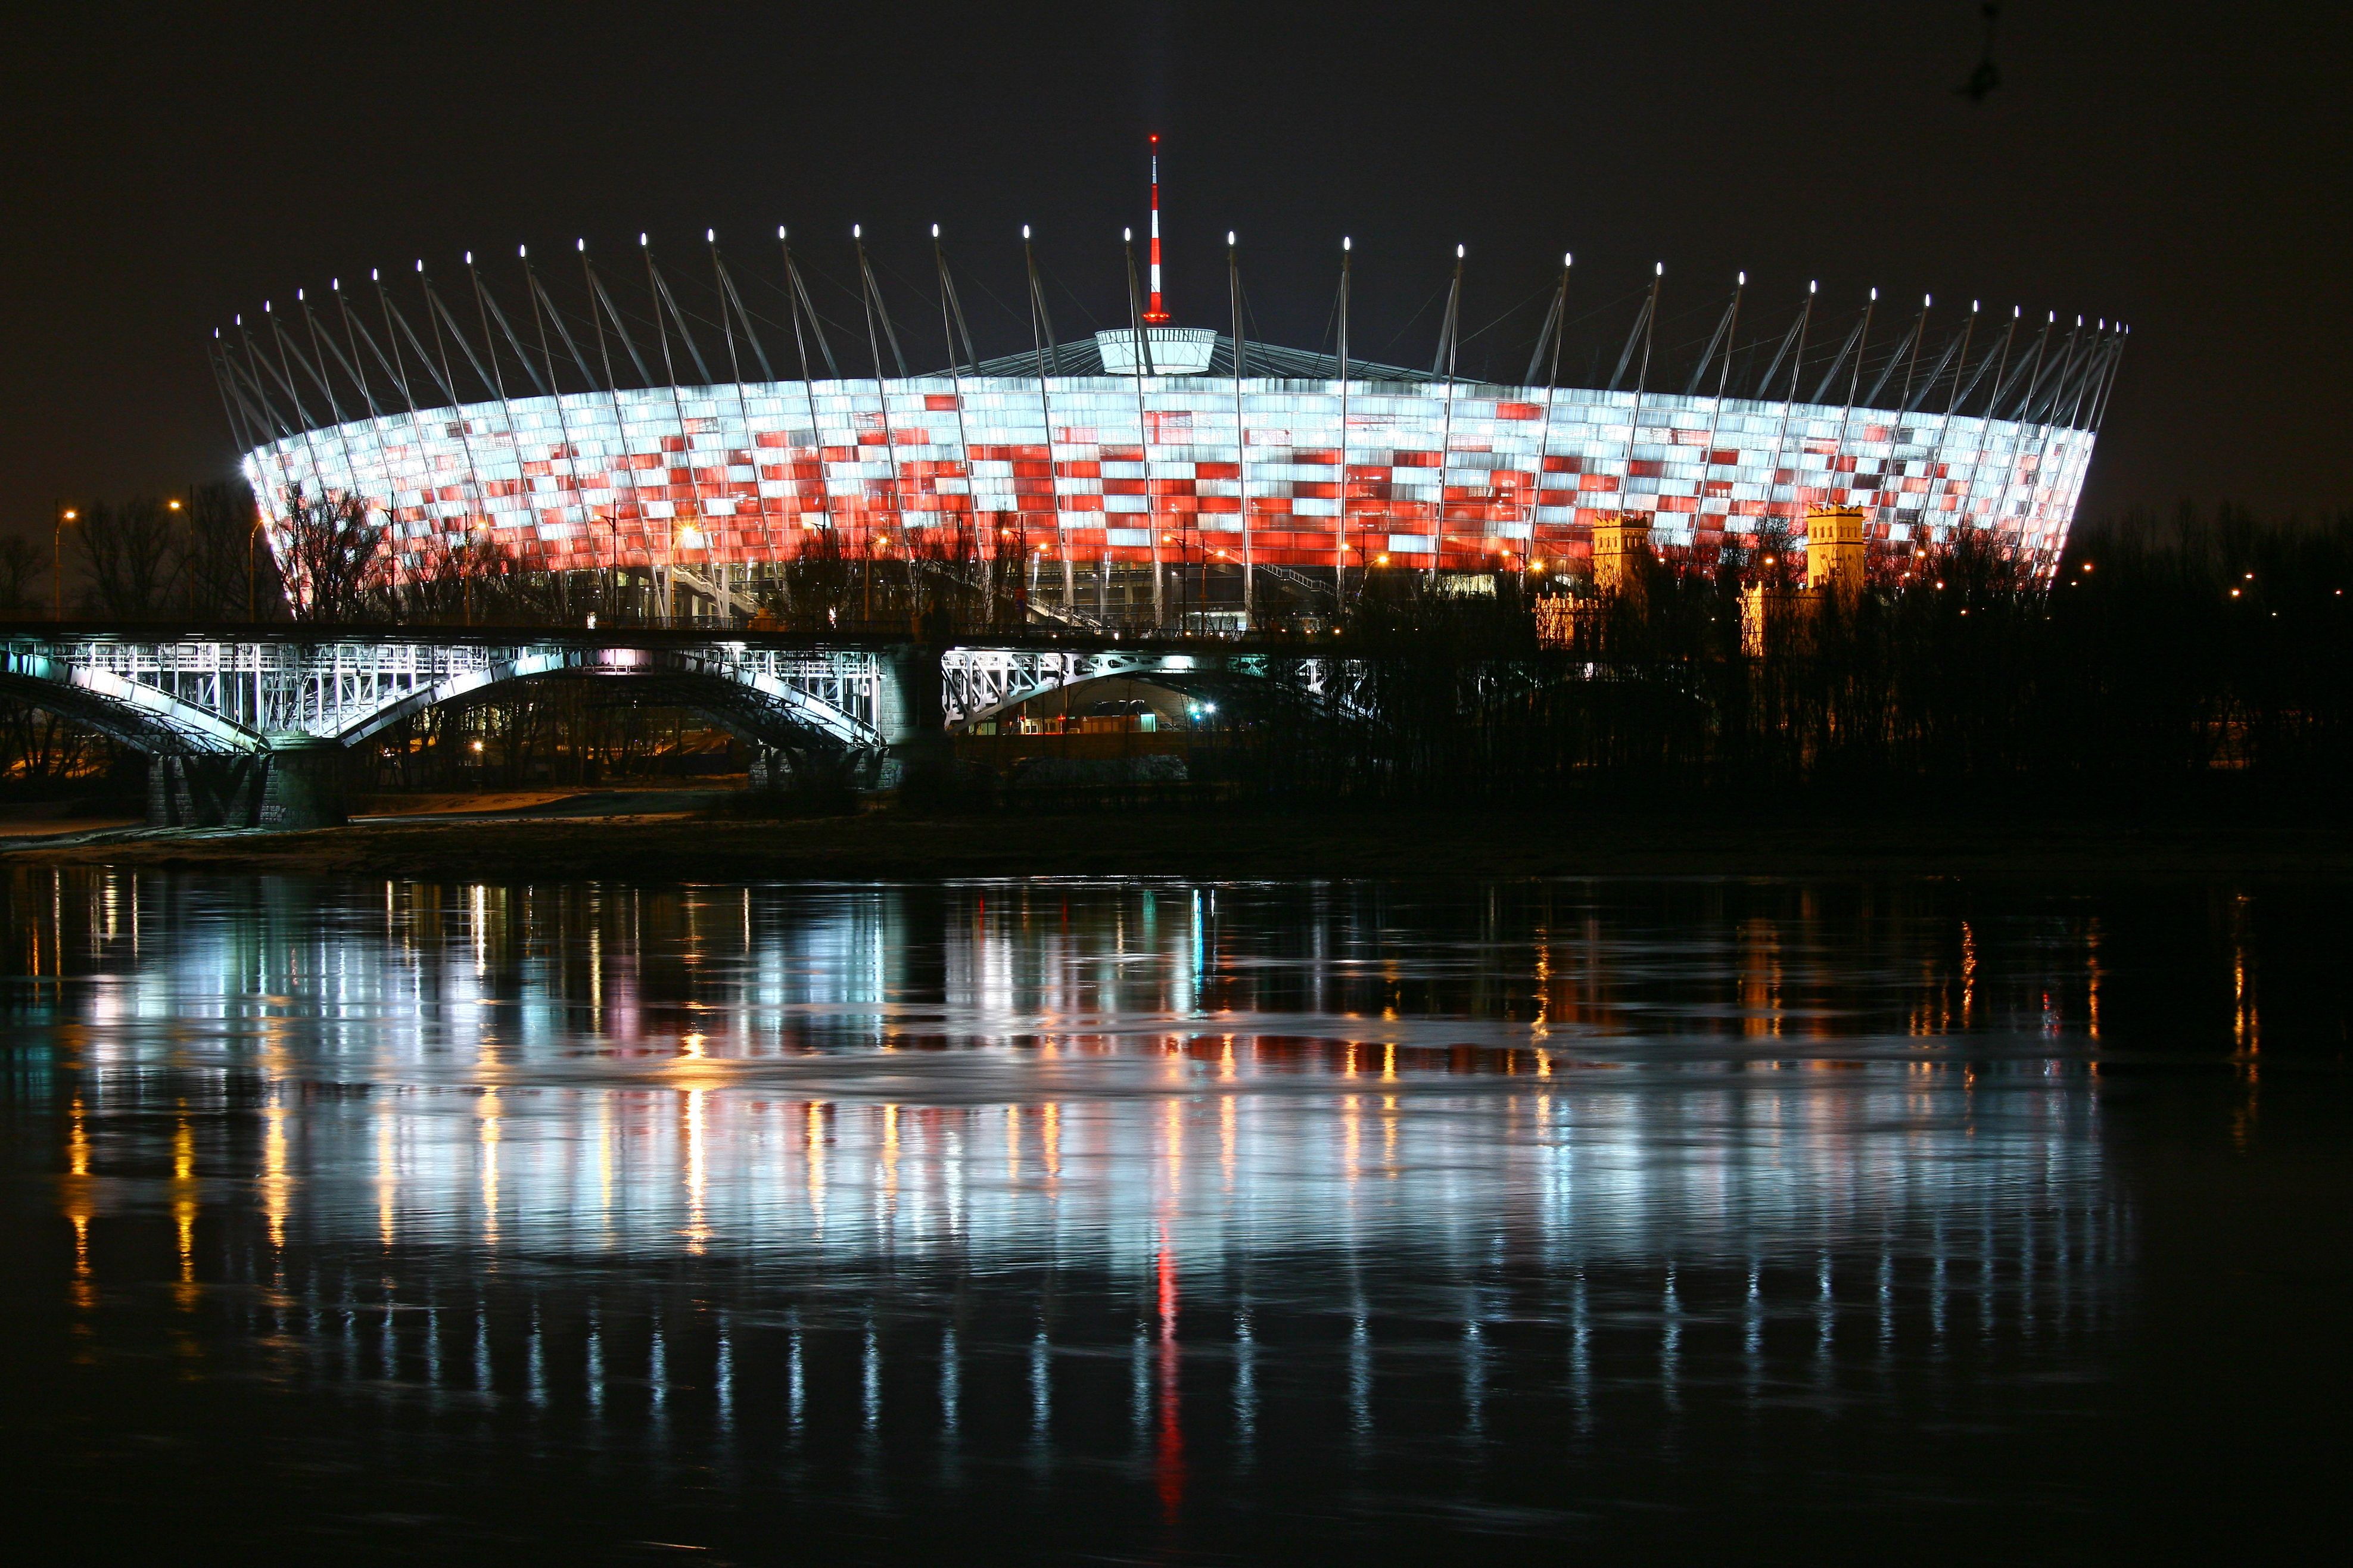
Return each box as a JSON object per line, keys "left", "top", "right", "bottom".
{"left": 220, "top": 240, "right": 2121, "bottom": 623}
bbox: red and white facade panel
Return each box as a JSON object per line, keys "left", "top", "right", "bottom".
{"left": 245, "top": 375, "right": 2095, "bottom": 578}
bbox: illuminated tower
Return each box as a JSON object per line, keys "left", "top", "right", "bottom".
{"left": 1804, "top": 504, "right": 1868, "bottom": 596}
{"left": 1144, "top": 133, "right": 1171, "bottom": 323}
{"left": 1591, "top": 513, "right": 1652, "bottom": 600}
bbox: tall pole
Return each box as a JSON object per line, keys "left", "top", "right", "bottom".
{"left": 315, "top": 280, "right": 398, "bottom": 606}
{"left": 1865, "top": 292, "right": 1927, "bottom": 538}
{"left": 1920, "top": 300, "right": 1979, "bottom": 552}
{"left": 413, "top": 261, "right": 493, "bottom": 625}
{"left": 710, "top": 229, "right": 771, "bottom": 622}
{"left": 1022, "top": 226, "right": 1068, "bottom": 624}
{"left": 1990, "top": 313, "right": 2056, "bottom": 544}
{"left": 641, "top": 234, "right": 696, "bottom": 624}
{"left": 253, "top": 302, "right": 336, "bottom": 554}
{"left": 1124, "top": 227, "right": 1160, "bottom": 631}
{"left": 853, "top": 223, "right": 908, "bottom": 628}
{"left": 1527, "top": 253, "right": 1573, "bottom": 580}
{"left": 581, "top": 240, "right": 645, "bottom": 622}
{"left": 933, "top": 225, "right": 982, "bottom": 624}
{"left": 1144, "top": 133, "right": 1171, "bottom": 325}
{"left": 1768, "top": 283, "right": 1816, "bottom": 535}
{"left": 367, "top": 269, "right": 434, "bottom": 610}
{"left": 777, "top": 227, "right": 840, "bottom": 575}
{"left": 520, "top": 245, "right": 586, "bottom": 619}
{"left": 54, "top": 503, "right": 74, "bottom": 619}
{"left": 465, "top": 251, "right": 537, "bottom": 588}
{"left": 1621, "top": 263, "right": 1663, "bottom": 538}
{"left": 1693, "top": 270, "right": 1741, "bottom": 554}
{"left": 1830, "top": 288, "right": 1877, "bottom": 545}
{"left": 1950, "top": 304, "right": 2019, "bottom": 534}
{"left": 1435, "top": 245, "right": 1464, "bottom": 579}
{"left": 1336, "top": 236, "right": 1352, "bottom": 607}
{"left": 1228, "top": 230, "right": 1250, "bottom": 628}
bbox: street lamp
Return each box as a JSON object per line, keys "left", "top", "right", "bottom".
{"left": 53, "top": 504, "right": 77, "bottom": 619}
{"left": 247, "top": 510, "right": 268, "bottom": 621}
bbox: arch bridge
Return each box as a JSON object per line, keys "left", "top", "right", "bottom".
{"left": 0, "top": 626, "right": 1343, "bottom": 827}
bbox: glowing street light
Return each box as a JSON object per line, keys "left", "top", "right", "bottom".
{"left": 53, "top": 504, "right": 77, "bottom": 619}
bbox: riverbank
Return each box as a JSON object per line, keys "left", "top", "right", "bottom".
{"left": 7, "top": 803, "right": 2352, "bottom": 882}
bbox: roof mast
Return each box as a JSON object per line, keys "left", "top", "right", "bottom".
{"left": 1144, "top": 133, "right": 1171, "bottom": 324}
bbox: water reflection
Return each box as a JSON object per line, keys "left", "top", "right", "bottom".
{"left": 0, "top": 870, "right": 2320, "bottom": 1558}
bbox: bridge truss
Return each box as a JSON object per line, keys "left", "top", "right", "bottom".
{"left": 0, "top": 633, "right": 886, "bottom": 755}
{"left": 0, "top": 629, "right": 1365, "bottom": 761}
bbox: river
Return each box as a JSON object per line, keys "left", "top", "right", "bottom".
{"left": 1, "top": 872, "right": 2342, "bottom": 1561}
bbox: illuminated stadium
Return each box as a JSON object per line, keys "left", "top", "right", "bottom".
{"left": 216, "top": 161, "right": 2121, "bottom": 625}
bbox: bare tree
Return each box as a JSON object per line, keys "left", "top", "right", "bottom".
{"left": 0, "top": 536, "right": 42, "bottom": 615}
{"left": 182, "top": 481, "right": 272, "bottom": 619}
{"left": 278, "top": 485, "right": 387, "bottom": 620}
{"left": 404, "top": 528, "right": 537, "bottom": 623}
{"left": 74, "top": 497, "right": 179, "bottom": 617}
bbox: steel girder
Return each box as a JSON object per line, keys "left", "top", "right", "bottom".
{"left": 0, "top": 634, "right": 884, "bottom": 754}
{"left": 2, "top": 631, "right": 1375, "bottom": 755}
{"left": 939, "top": 647, "right": 1343, "bottom": 727}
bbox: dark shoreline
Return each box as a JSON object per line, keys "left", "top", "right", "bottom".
{"left": 7, "top": 806, "right": 2352, "bottom": 883}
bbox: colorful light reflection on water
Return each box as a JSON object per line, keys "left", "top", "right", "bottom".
{"left": 1, "top": 872, "right": 2337, "bottom": 1561}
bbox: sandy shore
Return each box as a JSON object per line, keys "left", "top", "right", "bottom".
{"left": 6, "top": 806, "right": 2350, "bottom": 883}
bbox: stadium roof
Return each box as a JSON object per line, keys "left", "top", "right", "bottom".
{"left": 955, "top": 333, "right": 1442, "bottom": 384}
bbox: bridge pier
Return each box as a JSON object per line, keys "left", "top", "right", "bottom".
{"left": 144, "top": 738, "right": 347, "bottom": 831}
{"left": 876, "top": 644, "right": 953, "bottom": 796}
{"left": 147, "top": 754, "right": 271, "bottom": 829}
{"left": 256, "top": 736, "right": 349, "bottom": 830}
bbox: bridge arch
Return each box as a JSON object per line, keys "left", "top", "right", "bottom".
{"left": 335, "top": 645, "right": 881, "bottom": 752}
{"left": 941, "top": 647, "right": 1350, "bottom": 730}
{"left": 0, "top": 649, "right": 265, "bottom": 755}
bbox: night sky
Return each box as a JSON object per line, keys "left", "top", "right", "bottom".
{"left": 4, "top": 1, "right": 2345, "bottom": 539}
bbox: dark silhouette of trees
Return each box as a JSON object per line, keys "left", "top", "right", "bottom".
{"left": 73, "top": 497, "right": 179, "bottom": 616}
{"left": 277, "top": 485, "right": 385, "bottom": 620}
{"left": 180, "top": 481, "right": 272, "bottom": 618}
{"left": 0, "top": 537, "right": 42, "bottom": 615}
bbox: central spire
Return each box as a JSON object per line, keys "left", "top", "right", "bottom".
{"left": 1143, "top": 133, "right": 1171, "bottom": 324}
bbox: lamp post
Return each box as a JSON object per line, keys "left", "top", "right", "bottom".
{"left": 247, "top": 511, "right": 266, "bottom": 621}
{"left": 166, "top": 498, "right": 182, "bottom": 615}
{"left": 53, "top": 504, "right": 77, "bottom": 619}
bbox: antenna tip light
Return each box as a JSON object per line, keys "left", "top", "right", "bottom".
{"left": 931, "top": 223, "right": 940, "bottom": 238}
{"left": 1023, "top": 224, "right": 1032, "bottom": 239}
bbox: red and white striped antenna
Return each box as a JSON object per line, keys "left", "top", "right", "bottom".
{"left": 1143, "top": 133, "right": 1171, "bottom": 324}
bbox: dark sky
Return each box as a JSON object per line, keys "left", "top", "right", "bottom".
{"left": 3, "top": 1, "right": 2346, "bottom": 539}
